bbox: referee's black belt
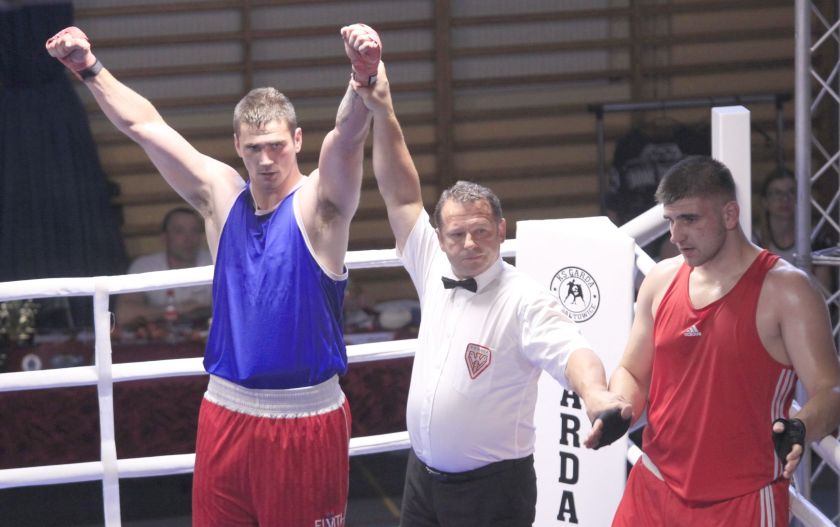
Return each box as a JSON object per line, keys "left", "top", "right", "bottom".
{"left": 420, "top": 454, "right": 533, "bottom": 483}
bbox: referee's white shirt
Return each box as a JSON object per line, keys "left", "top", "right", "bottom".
{"left": 399, "top": 210, "right": 591, "bottom": 472}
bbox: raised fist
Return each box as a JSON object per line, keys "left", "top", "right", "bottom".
{"left": 340, "top": 23, "right": 382, "bottom": 86}
{"left": 45, "top": 26, "right": 99, "bottom": 80}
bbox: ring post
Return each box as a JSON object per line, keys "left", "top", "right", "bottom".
{"left": 517, "top": 217, "right": 634, "bottom": 525}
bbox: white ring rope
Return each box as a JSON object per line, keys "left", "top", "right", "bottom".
{"left": 0, "top": 337, "right": 418, "bottom": 394}
{"left": 0, "top": 214, "right": 836, "bottom": 526}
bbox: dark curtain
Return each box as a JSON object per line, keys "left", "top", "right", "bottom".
{"left": 0, "top": 3, "right": 127, "bottom": 326}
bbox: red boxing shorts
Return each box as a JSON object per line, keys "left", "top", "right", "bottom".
{"left": 612, "top": 455, "right": 789, "bottom": 527}
{"left": 193, "top": 375, "right": 351, "bottom": 527}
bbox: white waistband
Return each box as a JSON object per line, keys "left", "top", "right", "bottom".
{"left": 640, "top": 452, "right": 665, "bottom": 481}
{"left": 204, "top": 375, "right": 344, "bottom": 418}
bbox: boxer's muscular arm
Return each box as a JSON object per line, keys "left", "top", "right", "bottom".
{"left": 610, "top": 258, "right": 681, "bottom": 425}
{"left": 85, "top": 70, "right": 243, "bottom": 217}
{"left": 45, "top": 28, "right": 243, "bottom": 237}
{"left": 758, "top": 263, "right": 840, "bottom": 479}
{"left": 763, "top": 265, "right": 840, "bottom": 477}
{"left": 307, "top": 24, "right": 380, "bottom": 220}
{"left": 297, "top": 24, "right": 379, "bottom": 275}
{"left": 763, "top": 265, "right": 840, "bottom": 440}
{"left": 609, "top": 292, "right": 655, "bottom": 425}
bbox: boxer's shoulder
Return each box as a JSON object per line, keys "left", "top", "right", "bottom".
{"left": 764, "top": 259, "right": 814, "bottom": 293}
{"left": 646, "top": 255, "right": 683, "bottom": 290}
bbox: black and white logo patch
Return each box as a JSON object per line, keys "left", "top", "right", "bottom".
{"left": 550, "top": 266, "right": 601, "bottom": 322}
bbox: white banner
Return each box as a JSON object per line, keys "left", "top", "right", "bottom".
{"left": 517, "top": 217, "right": 635, "bottom": 526}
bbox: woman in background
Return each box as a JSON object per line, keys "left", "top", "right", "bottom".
{"left": 754, "top": 167, "right": 833, "bottom": 289}
{"left": 756, "top": 168, "right": 797, "bottom": 262}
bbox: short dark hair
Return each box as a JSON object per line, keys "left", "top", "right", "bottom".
{"left": 433, "top": 180, "right": 503, "bottom": 227}
{"left": 655, "top": 155, "right": 736, "bottom": 205}
{"left": 161, "top": 207, "right": 201, "bottom": 232}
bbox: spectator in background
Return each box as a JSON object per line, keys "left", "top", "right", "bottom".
{"left": 754, "top": 167, "right": 832, "bottom": 289}
{"left": 116, "top": 207, "right": 212, "bottom": 328}
{"left": 755, "top": 168, "right": 797, "bottom": 262}
{"left": 343, "top": 279, "right": 378, "bottom": 333}
{"left": 605, "top": 123, "right": 710, "bottom": 226}
{"left": 605, "top": 123, "right": 710, "bottom": 262}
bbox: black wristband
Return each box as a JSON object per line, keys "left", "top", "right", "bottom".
{"left": 772, "top": 417, "right": 806, "bottom": 461}
{"left": 80, "top": 59, "right": 103, "bottom": 80}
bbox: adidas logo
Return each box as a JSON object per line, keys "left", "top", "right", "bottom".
{"left": 683, "top": 324, "right": 702, "bottom": 337}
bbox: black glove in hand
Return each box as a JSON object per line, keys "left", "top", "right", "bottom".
{"left": 593, "top": 407, "right": 631, "bottom": 450}
{"left": 772, "top": 417, "right": 806, "bottom": 462}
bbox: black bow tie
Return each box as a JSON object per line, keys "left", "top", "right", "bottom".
{"left": 442, "top": 276, "right": 477, "bottom": 292}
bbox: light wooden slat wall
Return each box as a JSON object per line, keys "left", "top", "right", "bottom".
{"left": 71, "top": 0, "right": 797, "bottom": 302}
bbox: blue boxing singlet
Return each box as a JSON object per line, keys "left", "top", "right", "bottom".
{"left": 203, "top": 184, "right": 348, "bottom": 389}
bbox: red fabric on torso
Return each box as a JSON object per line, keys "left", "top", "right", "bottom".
{"left": 644, "top": 250, "right": 795, "bottom": 502}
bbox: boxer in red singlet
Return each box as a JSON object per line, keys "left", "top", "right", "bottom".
{"left": 610, "top": 156, "right": 840, "bottom": 526}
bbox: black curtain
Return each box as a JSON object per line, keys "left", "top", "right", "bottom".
{"left": 0, "top": 5, "right": 127, "bottom": 277}
{"left": 0, "top": 3, "right": 127, "bottom": 327}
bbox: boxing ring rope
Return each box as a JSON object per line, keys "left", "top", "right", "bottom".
{"left": 0, "top": 213, "right": 836, "bottom": 526}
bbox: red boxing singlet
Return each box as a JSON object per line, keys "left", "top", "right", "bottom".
{"left": 645, "top": 250, "right": 795, "bottom": 503}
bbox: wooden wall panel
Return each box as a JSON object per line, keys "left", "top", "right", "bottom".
{"left": 63, "top": 0, "right": 796, "bottom": 303}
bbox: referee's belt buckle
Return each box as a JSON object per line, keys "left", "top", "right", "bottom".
{"left": 423, "top": 465, "right": 460, "bottom": 483}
